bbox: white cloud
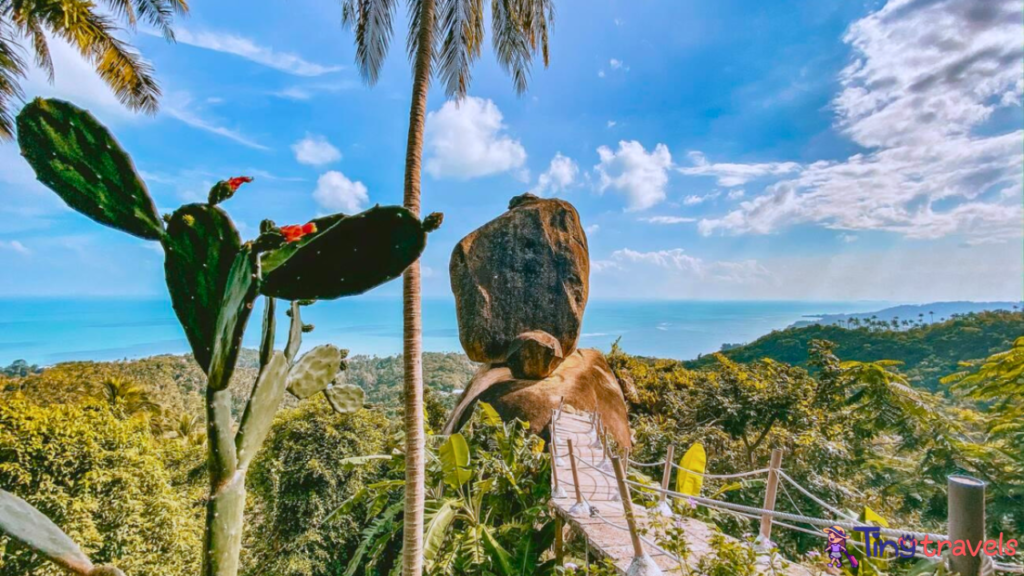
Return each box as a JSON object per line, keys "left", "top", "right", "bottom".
{"left": 641, "top": 216, "right": 696, "bottom": 224}
{"left": 679, "top": 151, "right": 800, "bottom": 187}
{"left": 588, "top": 242, "right": 1022, "bottom": 301}
{"left": 693, "top": 0, "right": 1023, "bottom": 244}
{"left": 597, "top": 70, "right": 606, "bottom": 78}
{"left": 532, "top": 153, "right": 579, "bottom": 196}
{"left": 163, "top": 93, "right": 269, "bottom": 150}
{"left": 172, "top": 28, "right": 342, "bottom": 76}
{"left": 682, "top": 191, "right": 720, "bottom": 206}
{"left": 424, "top": 97, "right": 527, "bottom": 179}
{"left": 0, "top": 241, "right": 30, "bottom": 256}
{"left": 292, "top": 134, "right": 342, "bottom": 166}
{"left": 313, "top": 171, "right": 369, "bottom": 213}
{"left": 602, "top": 248, "right": 776, "bottom": 286}
{"left": 274, "top": 87, "right": 313, "bottom": 100}
{"left": 609, "top": 59, "right": 624, "bottom": 70}
{"left": 595, "top": 141, "right": 673, "bottom": 211}
{"left": 839, "top": 233, "right": 858, "bottom": 243}
{"left": 727, "top": 189, "right": 745, "bottom": 200}
{"left": 607, "top": 120, "right": 617, "bottom": 128}
{"left": 586, "top": 224, "right": 600, "bottom": 235}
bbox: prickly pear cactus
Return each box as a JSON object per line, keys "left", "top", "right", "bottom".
{"left": 324, "top": 384, "right": 365, "bottom": 414}
{"left": 163, "top": 204, "right": 243, "bottom": 372}
{"left": 260, "top": 206, "right": 429, "bottom": 300}
{"left": 0, "top": 489, "right": 124, "bottom": 576}
{"left": 206, "top": 246, "right": 259, "bottom": 391}
{"left": 16, "top": 98, "right": 164, "bottom": 240}
{"left": 286, "top": 344, "right": 343, "bottom": 399}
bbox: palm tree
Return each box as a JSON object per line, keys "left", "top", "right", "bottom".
{"left": 99, "top": 377, "right": 160, "bottom": 418}
{"left": 0, "top": 0, "right": 188, "bottom": 140}
{"left": 339, "top": 2, "right": 553, "bottom": 574}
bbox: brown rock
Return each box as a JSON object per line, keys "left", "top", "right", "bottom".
{"left": 450, "top": 193, "right": 589, "bottom": 364}
{"left": 506, "top": 330, "right": 563, "bottom": 379}
{"left": 443, "top": 349, "right": 631, "bottom": 449}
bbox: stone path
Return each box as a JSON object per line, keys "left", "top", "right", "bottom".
{"left": 548, "top": 411, "right": 813, "bottom": 575}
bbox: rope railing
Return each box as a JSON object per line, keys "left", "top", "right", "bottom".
{"left": 777, "top": 470, "right": 858, "bottom": 521}
{"left": 548, "top": 410, "right": 1017, "bottom": 575}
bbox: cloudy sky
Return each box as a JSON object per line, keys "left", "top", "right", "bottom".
{"left": 1, "top": 0, "right": 1021, "bottom": 302}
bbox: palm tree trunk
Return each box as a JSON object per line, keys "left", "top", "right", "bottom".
{"left": 402, "top": 0, "right": 435, "bottom": 574}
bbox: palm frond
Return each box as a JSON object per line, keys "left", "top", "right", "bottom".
{"left": 342, "top": 0, "right": 399, "bottom": 85}
{"left": 0, "top": 26, "right": 28, "bottom": 141}
{"left": 490, "top": 0, "right": 553, "bottom": 95}
{"left": 435, "top": 0, "right": 483, "bottom": 98}
{"left": 46, "top": 4, "right": 161, "bottom": 113}
{"left": 131, "top": 0, "right": 181, "bottom": 39}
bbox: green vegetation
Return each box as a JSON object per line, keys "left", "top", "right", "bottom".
{"left": 1, "top": 314, "right": 1020, "bottom": 575}
{"left": 690, "top": 310, "right": 1023, "bottom": 391}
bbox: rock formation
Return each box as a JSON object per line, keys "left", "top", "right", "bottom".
{"left": 444, "top": 193, "right": 632, "bottom": 449}
{"left": 449, "top": 193, "right": 589, "bottom": 364}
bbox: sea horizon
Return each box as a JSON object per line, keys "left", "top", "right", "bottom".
{"left": 0, "top": 296, "right": 904, "bottom": 366}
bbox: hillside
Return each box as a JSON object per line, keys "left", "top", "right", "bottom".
{"left": 790, "top": 300, "right": 1021, "bottom": 328}
{"left": 687, "top": 309, "right": 1023, "bottom": 390}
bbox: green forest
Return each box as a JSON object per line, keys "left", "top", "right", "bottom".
{"left": 2, "top": 311, "right": 1021, "bottom": 575}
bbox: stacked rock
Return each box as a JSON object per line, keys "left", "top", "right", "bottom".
{"left": 443, "top": 193, "right": 632, "bottom": 449}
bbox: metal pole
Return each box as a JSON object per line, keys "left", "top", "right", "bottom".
{"left": 948, "top": 475, "right": 986, "bottom": 576}
{"left": 759, "top": 449, "right": 783, "bottom": 544}
{"left": 550, "top": 438, "right": 567, "bottom": 499}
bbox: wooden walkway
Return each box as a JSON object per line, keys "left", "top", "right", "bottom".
{"left": 548, "top": 410, "right": 812, "bottom": 575}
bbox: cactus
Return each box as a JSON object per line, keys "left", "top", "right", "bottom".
{"left": 0, "top": 490, "right": 125, "bottom": 576}
{"left": 163, "top": 203, "right": 244, "bottom": 372}
{"left": 16, "top": 98, "right": 163, "bottom": 240}
{"left": 260, "top": 206, "right": 433, "bottom": 300}
{"left": 324, "top": 383, "right": 365, "bottom": 414}
{"left": 14, "top": 98, "right": 441, "bottom": 576}
{"left": 287, "top": 345, "right": 343, "bottom": 399}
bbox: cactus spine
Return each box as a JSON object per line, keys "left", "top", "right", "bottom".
{"left": 13, "top": 98, "right": 442, "bottom": 576}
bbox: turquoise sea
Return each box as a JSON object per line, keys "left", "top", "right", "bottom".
{"left": 0, "top": 297, "right": 889, "bottom": 365}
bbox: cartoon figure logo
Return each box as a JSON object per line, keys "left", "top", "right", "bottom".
{"left": 824, "top": 525, "right": 859, "bottom": 569}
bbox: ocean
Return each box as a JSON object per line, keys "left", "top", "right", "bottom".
{"left": 0, "top": 297, "right": 888, "bottom": 365}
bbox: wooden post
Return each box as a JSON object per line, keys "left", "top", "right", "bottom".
{"left": 554, "top": 516, "right": 565, "bottom": 563}
{"left": 550, "top": 438, "right": 566, "bottom": 498}
{"left": 759, "top": 449, "right": 783, "bottom": 543}
{"left": 568, "top": 439, "right": 584, "bottom": 505}
{"left": 612, "top": 456, "right": 646, "bottom": 559}
{"left": 660, "top": 445, "right": 675, "bottom": 502}
{"left": 948, "top": 475, "right": 986, "bottom": 576}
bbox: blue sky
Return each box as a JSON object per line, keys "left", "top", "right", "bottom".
{"left": 1, "top": 0, "right": 1021, "bottom": 302}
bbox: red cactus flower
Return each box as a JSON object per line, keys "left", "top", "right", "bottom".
{"left": 281, "top": 222, "right": 318, "bottom": 243}
{"left": 227, "top": 176, "right": 254, "bottom": 191}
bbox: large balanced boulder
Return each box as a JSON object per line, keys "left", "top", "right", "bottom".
{"left": 450, "top": 193, "right": 589, "bottom": 364}
{"left": 443, "top": 349, "right": 631, "bottom": 449}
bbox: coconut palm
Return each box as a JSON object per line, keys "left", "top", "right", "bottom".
{"left": 339, "top": 1, "right": 553, "bottom": 573}
{"left": 0, "top": 0, "right": 189, "bottom": 140}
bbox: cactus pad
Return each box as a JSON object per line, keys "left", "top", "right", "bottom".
{"left": 286, "top": 345, "right": 342, "bottom": 399}
{"left": 324, "top": 384, "right": 365, "bottom": 414}
{"left": 236, "top": 352, "right": 289, "bottom": 467}
{"left": 206, "top": 246, "right": 259, "bottom": 390}
{"left": 0, "top": 489, "right": 96, "bottom": 575}
{"left": 260, "top": 206, "right": 429, "bottom": 300}
{"left": 16, "top": 98, "right": 163, "bottom": 240}
{"left": 163, "top": 204, "right": 242, "bottom": 373}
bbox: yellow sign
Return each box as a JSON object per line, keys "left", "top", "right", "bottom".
{"left": 675, "top": 443, "right": 706, "bottom": 496}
